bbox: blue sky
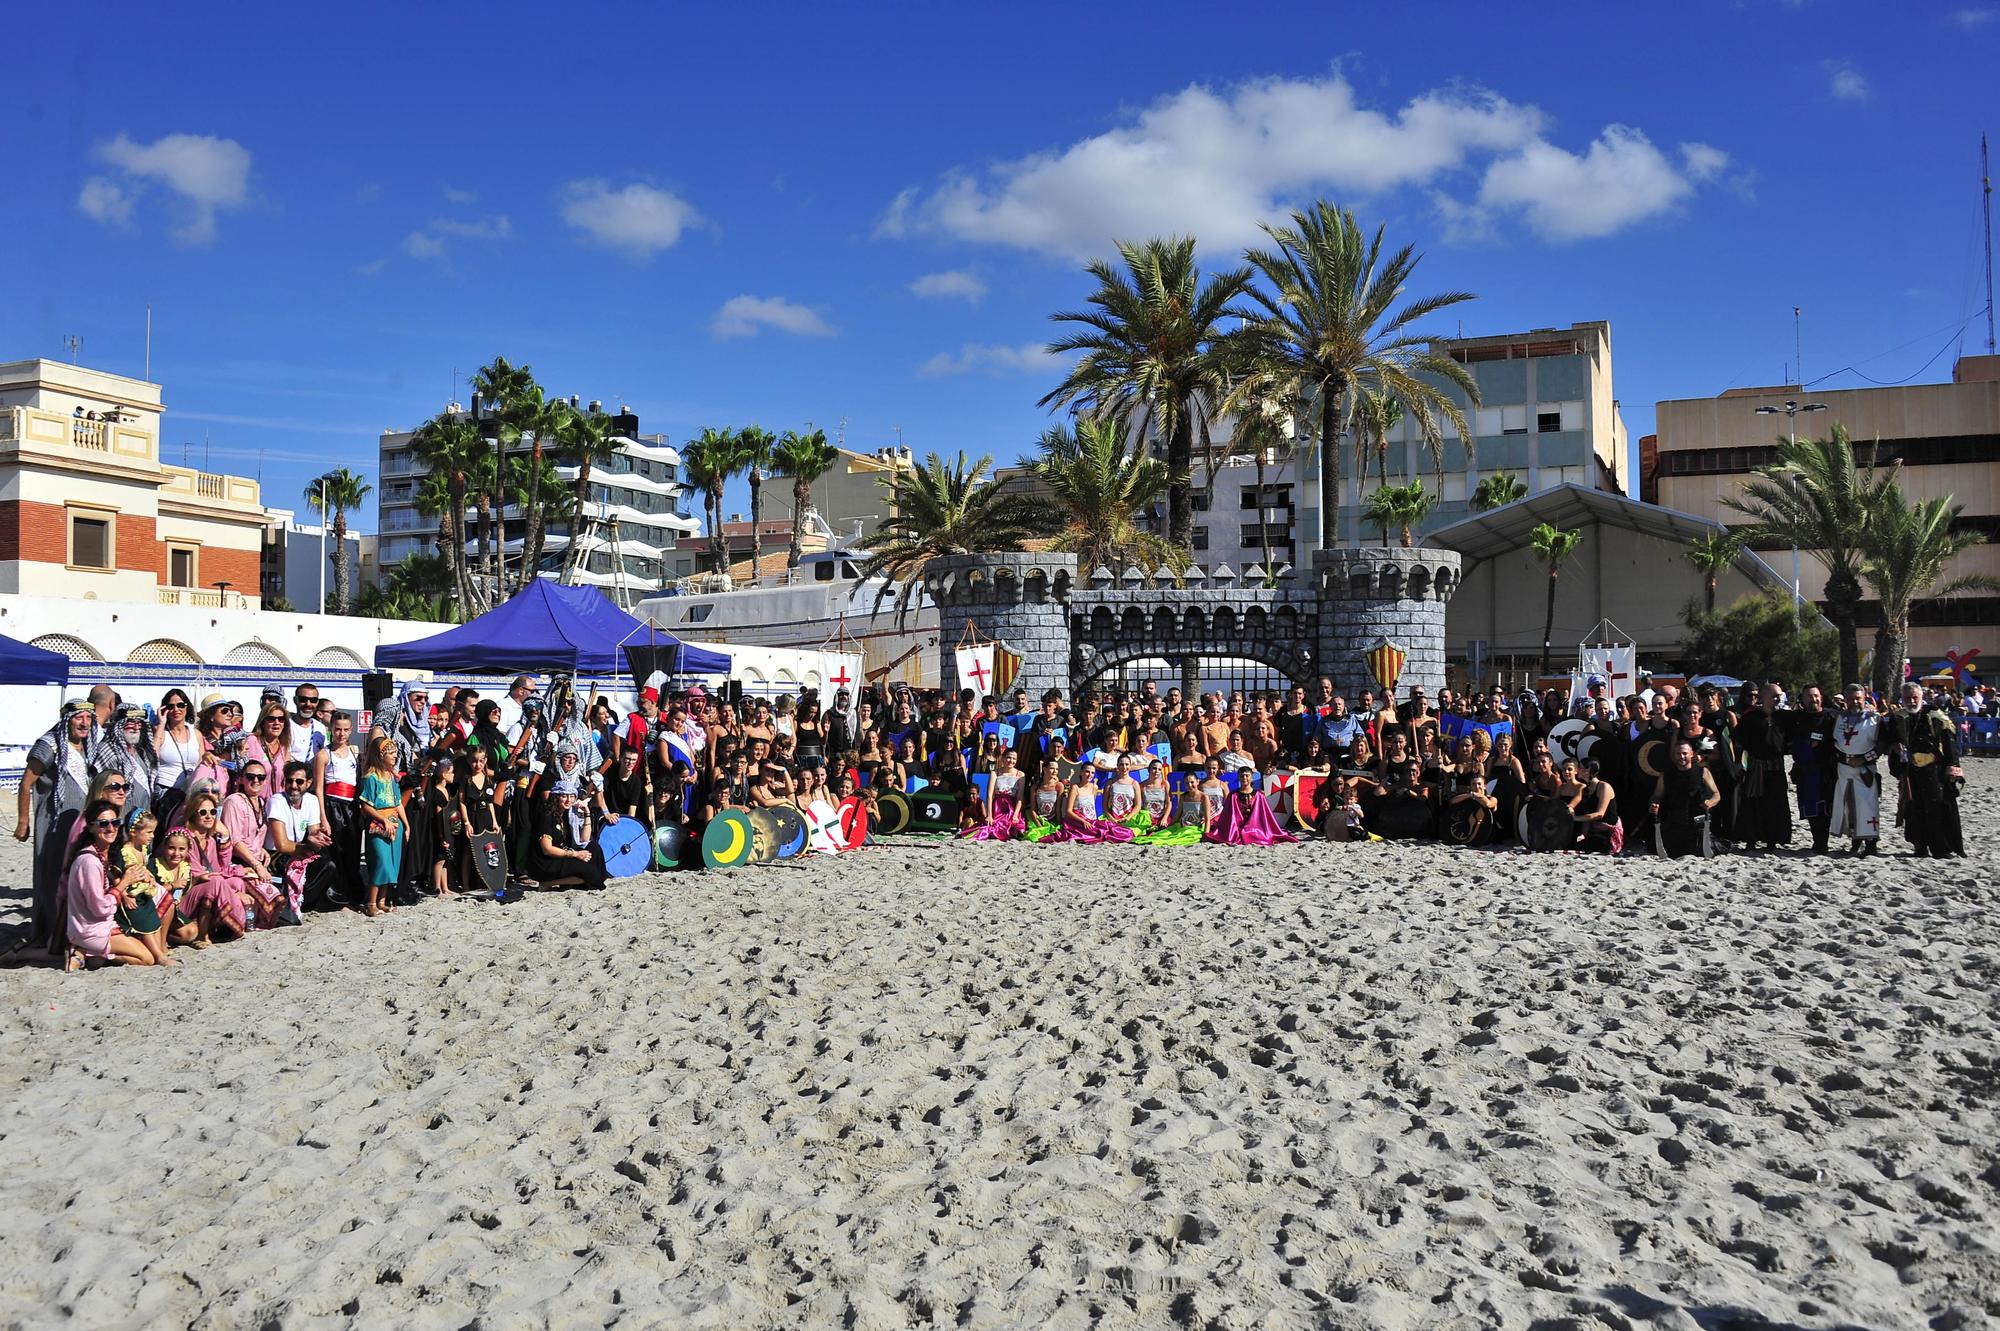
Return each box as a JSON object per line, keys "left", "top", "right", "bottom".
{"left": 6, "top": 2, "right": 1997, "bottom": 526}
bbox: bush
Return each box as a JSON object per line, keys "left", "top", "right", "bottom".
{"left": 1680, "top": 591, "right": 1839, "bottom": 691}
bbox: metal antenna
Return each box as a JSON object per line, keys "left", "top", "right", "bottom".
{"left": 1984, "top": 134, "right": 1995, "bottom": 355}
{"left": 63, "top": 334, "right": 82, "bottom": 364}
{"left": 1793, "top": 306, "right": 1803, "bottom": 386}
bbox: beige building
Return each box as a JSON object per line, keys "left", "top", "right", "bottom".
{"left": 1655, "top": 354, "right": 2000, "bottom": 669}
{"left": 762, "top": 445, "right": 913, "bottom": 543}
{"left": 0, "top": 359, "right": 267, "bottom": 609}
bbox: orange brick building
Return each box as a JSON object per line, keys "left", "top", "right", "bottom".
{"left": 0, "top": 359, "right": 268, "bottom": 608}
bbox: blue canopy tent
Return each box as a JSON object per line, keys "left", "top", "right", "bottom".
{"left": 373, "top": 581, "right": 729, "bottom": 676}
{"left": 0, "top": 632, "right": 71, "bottom": 686}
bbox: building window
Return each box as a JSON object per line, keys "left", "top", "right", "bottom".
{"left": 1537, "top": 410, "right": 1562, "bottom": 433}
{"left": 1501, "top": 405, "right": 1529, "bottom": 435}
{"left": 69, "top": 511, "right": 113, "bottom": 571}
{"left": 1192, "top": 526, "right": 1209, "bottom": 551}
{"left": 168, "top": 545, "right": 198, "bottom": 587}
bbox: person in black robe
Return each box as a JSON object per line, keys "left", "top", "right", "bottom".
{"left": 532, "top": 778, "right": 609, "bottom": 889}
{"left": 1732, "top": 685, "right": 1792, "bottom": 852}
{"left": 1885, "top": 684, "right": 1966, "bottom": 858}
{"left": 1650, "top": 739, "right": 1721, "bottom": 857}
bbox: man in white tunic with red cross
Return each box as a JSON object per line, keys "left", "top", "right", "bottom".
{"left": 1830, "top": 682, "right": 1881, "bottom": 854}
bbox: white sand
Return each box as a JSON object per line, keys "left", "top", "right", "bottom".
{"left": 1, "top": 774, "right": 1996, "bottom": 1330}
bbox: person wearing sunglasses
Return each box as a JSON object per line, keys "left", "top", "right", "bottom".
{"left": 219, "top": 763, "right": 279, "bottom": 892}
{"left": 151, "top": 689, "right": 205, "bottom": 827}
{"left": 61, "top": 800, "right": 156, "bottom": 970}
{"left": 19, "top": 700, "right": 98, "bottom": 955}
{"left": 177, "top": 790, "right": 252, "bottom": 942}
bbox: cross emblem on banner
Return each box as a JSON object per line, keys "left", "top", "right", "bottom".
{"left": 966, "top": 656, "right": 991, "bottom": 691}
{"left": 1585, "top": 651, "right": 1631, "bottom": 694}
{"left": 830, "top": 665, "right": 853, "bottom": 690}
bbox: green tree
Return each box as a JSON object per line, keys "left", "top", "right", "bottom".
{"left": 1681, "top": 591, "right": 1839, "bottom": 694}
{"left": 680, "top": 428, "right": 740, "bottom": 577}
{"left": 1469, "top": 473, "right": 1527, "bottom": 512}
{"left": 1229, "top": 200, "right": 1477, "bottom": 552}
{"left": 1362, "top": 480, "right": 1438, "bottom": 549}
{"left": 771, "top": 427, "right": 840, "bottom": 569}
{"left": 1859, "top": 486, "right": 2000, "bottom": 698}
{"left": 1026, "top": 418, "right": 1188, "bottom": 578}
{"left": 1683, "top": 530, "right": 1743, "bottom": 615}
{"left": 1530, "top": 521, "right": 1584, "bottom": 673}
{"left": 304, "top": 467, "right": 371, "bottom": 614}
{"left": 856, "top": 452, "right": 1043, "bottom": 618}
{"left": 1230, "top": 389, "right": 1296, "bottom": 575}
{"left": 410, "top": 413, "right": 485, "bottom": 614}
{"left": 558, "top": 405, "right": 621, "bottom": 582}
{"left": 356, "top": 551, "right": 456, "bottom": 622}
{"left": 1723, "top": 423, "right": 1896, "bottom": 689}
{"left": 1041, "top": 237, "right": 1251, "bottom": 551}
{"left": 507, "top": 389, "right": 571, "bottom": 594}
{"left": 735, "top": 426, "right": 777, "bottom": 577}
{"left": 1353, "top": 392, "right": 1404, "bottom": 504}
{"left": 468, "top": 356, "right": 536, "bottom": 596}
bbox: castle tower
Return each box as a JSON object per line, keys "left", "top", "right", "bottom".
{"left": 923, "top": 553, "right": 1078, "bottom": 700}
{"left": 1311, "top": 548, "right": 1460, "bottom": 700}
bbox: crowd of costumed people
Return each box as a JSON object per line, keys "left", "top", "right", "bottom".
{"left": 13, "top": 661, "right": 1973, "bottom": 970}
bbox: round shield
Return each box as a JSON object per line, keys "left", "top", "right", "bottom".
{"left": 748, "top": 809, "right": 783, "bottom": 863}
{"left": 1524, "top": 796, "right": 1575, "bottom": 852}
{"left": 1636, "top": 738, "right": 1667, "bottom": 779}
{"left": 701, "top": 810, "right": 754, "bottom": 869}
{"left": 805, "top": 799, "right": 843, "bottom": 854}
{"left": 836, "top": 795, "right": 869, "bottom": 849}
{"left": 1374, "top": 794, "right": 1433, "bottom": 840}
{"left": 653, "top": 823, "right": 688, "bottom": 870}
{"left": 770, "top": 805, "right": 808, "bottom": 859}
{"left": 874, "top": 791, "right": 911, "bottom": 835}
{"left": 1444, "top": 798, "right": 1491, "bottom": 846}
{"left": 596, "top": 818, "right": 652, "bottom": 878}
{"left": 1577, "top": 733, "right": 1599, "bottom": 763}
{"left": 1548, "top": 719, "right": 1589, "bottom": 762}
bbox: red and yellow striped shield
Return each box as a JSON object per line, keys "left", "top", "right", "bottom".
{"left": 992, "top": 642, "right": 1022, "bottom": 695}
{"left": 1363, "top": 638, "right": 1408, "bottom": 695}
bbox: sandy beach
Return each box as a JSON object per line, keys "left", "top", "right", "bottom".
{"left": 1, "top": 774, "right": 1995, "bottom": 1331}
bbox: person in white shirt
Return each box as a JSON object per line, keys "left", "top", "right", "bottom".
{"left": 289, "top": 683, "right": 329, "bottom": 770}
{"left": 495, "top": 675, "right": 537, "bottom": 747}
{"left": 266, "top": 760, "right": 330, "bottom": 860}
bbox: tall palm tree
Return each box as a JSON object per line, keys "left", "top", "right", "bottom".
{"left": 468, "top": 356, "right": 536, "bottom": 595}
{"left": 1362, "top": 480, "right": 1438, "bottom": 549}
{"left": 1354, "top": 392, "right": 1404, "bottom": 501}
{"left": 1530, "top": 521, "right": 1583, "bottom": 673}
{"left": 558, "top": 406, "right": 622, "bottom": 581}
{"left": 1469, "top": 472, "right": 1527, "bottom": 513}
{"left": 735, "top": 426, "right": 777, "bottom": 576}
{"left": 680, "top": 428, "right": 739, "bottom": 577}
{"left": 1229, "top": 200, "right": 1477, "bottom": 552}
{"left": 305, "top": 467, "right": 371, "bottom": 614}
{"left": 1860, "top": 487, "right": 2000, "bottom": 698}
{"left": 1230, "top": 390, "right": 1295, "bottom": 574}
{"left": 508, "top": 390, "right": 572, "bottom": 595}
{"left": 1723, "top": 423, "right": 1897, "bottom": 688}
{"left": 412, "top": 468, "right": 465, "bottom": 615}
{"left": 1683, "top": 530, "right": 1743, "bottom": 615}
{"left": 856, "top": 452, "right": 1043, "bottom": 618}
{"left": 771, "top": 427, "right": 840, "bottom": 568}
{"left": 1026, "top": 418, "right": 1186, "bottom": 578}
{"left": 1041, "top": 237, "right": 1252, "bottom": 551}
{"left": 410, "top": 413, "right": 484, "bottom": 614}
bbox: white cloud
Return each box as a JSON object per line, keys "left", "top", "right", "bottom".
{"left": 442, "top": 186, "right": 478, "bottom": 205}
{"left": 560, "top": 179, "right": 701, "bottom": 258}
{"left": 881, "top": 70, "right": 1730, "bottom": 255}
{"left": 909, "top": 269, "right": 988, "bottom": 302}
{"left": 1825, "top": 61, "right": 1871, "bottom": 101}
{"left": 711, "top": 295, "right": 834, "bottom": 340}
{"left": 1950, "top": 8, "right": 1996, "bottom": 25}
{"left": 403, "top": 231, "right": 445, "bottom": 260}
{"left": 1466, "top": 129, "right": 1730, "bottom": 242}
{"left": 919, "top": 342, "right": 1062, "bottom": 377}
{"left": 428, "top": 214, "right": 513, "bottom": 240}
{"left": 76, "top": 178, "right": 134, "bottom": 226}
{"left": 78, "top": 131, "right": 251, "bottom": 243}
{"left": 356, "top": 257, "right": 388, "bottom": 277}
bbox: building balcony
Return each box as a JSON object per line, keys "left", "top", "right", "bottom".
{"left": 160, "top": 464, "right": 262, "bottom": 518}
{"left": 157, "top": 586, "right": 255, "bottom": 609}
{"left": 0, "top": 405, "right": 161, "bottom": 474}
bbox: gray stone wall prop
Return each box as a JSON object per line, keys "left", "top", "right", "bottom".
{"left": 923, "top": 546, "right": 1458, "bottom": 700}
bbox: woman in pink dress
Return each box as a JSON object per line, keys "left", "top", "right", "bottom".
{"left": 63, "top": 800, "right": 156, "bottom": 969}
{"left": 178, "top": 788, "right": 253, "bottom": 942}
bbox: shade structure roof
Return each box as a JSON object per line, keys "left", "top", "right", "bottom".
{"left": 374, "top": 578, "right": 728, "bottom": 676}
{"left": 0, "top": 631, "right": 71, "bottom": 686}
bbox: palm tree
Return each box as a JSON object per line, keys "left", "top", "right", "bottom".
{"left": 411, "top": 469, "right": 466, "bottom": 617}
{"left": 735, "top": 426, "right": 777, "bottom": 576}
{"left": 1530, "top": 521, "right": 1584, "bottom": 673}
{"left": 1354, "top": 392, "right": 1404, "bottom": 500}
{"left": 1723, "top": 423, "right": 1897, "bottom": 688}
{"left": 410, "top": 413, "right": 485, "bottom": 614}
{"left": 1362, "top": 480, "right": 1438, "bottom": 549}
{"left": 507, "top": 389, "right": 571, "bottom": 595}
{"left": 771, "top": 428, "right": 840, "bottom": 569}
{"left": 1229, "top": 200, "right": 1477, "bottom": 552}
{"left": 1683, "top": 530, "right": 1743, "bottom": 614}
{"left": 855, "top": 452, "right": 1043, "bottom": 618}
{"left": 1860, "top": 487, "right": 2000, "bottom": 698}
{"left": 468, "top": 356, "right": 536, "bottom": 595}
{"left": 1469, "top": 473, "right": 1527, "bottom": 513}
{"left": 1230, "top": 390, "right": 1295, "bottom": 575}
{"left": 558, "top": 406, "right": 622, "bottom": 581}
{"left": 1041, "top": 237, "right": 1252, "bottom": 551}
{"left": 680, "top": 428, "right": 739, "bottom": 577}
{"left": 1026, "top": 418, "right": 1187, "bottom": 578}
{"left": 305, "top": 467, "right": 371, "bottom": 614}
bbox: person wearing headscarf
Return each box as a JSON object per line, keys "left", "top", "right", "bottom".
{"left": 532, "top": 777, "right": 608, "bottom": 890}
{"left": 541, "top": 676, "right": 600, "bottom": 772}
{"left": 390, "top": 681, "right": 434, "bottom": 777}
{"left": 16, "top": 700, "right": 97, "bottom": 953}
{"left": 90, "top": 703, "right": 158, "bottom": 818}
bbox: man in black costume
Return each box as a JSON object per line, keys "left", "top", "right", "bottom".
{"left": 1649, "top": 739, "right": 1720, "bottom": 858}
{"left": 1733, "top": 683, "right": 1792, "bottom": 852}
{"left": 1886, "top": 682, "right": 1966, "bottom": 858}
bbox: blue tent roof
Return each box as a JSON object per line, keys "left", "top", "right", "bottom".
{"left": 0, "top": 632, "right": 71, "bottom": 687}
{"left": 374, "top": 580, "right": 728, "bottom": 676}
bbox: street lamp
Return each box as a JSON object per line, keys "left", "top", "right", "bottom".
{"left": 213, "top": 580, "right": 234, "bottom": 609}
{"left": 1753, "top": 399, "right": 1827, "bottom": 627}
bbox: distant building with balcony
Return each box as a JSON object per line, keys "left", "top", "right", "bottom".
{"left": 0, "top": 357, "right": 269, "bottom": 612}
{"left": 375, "top": 404, "right": 698, "bottom": 596}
